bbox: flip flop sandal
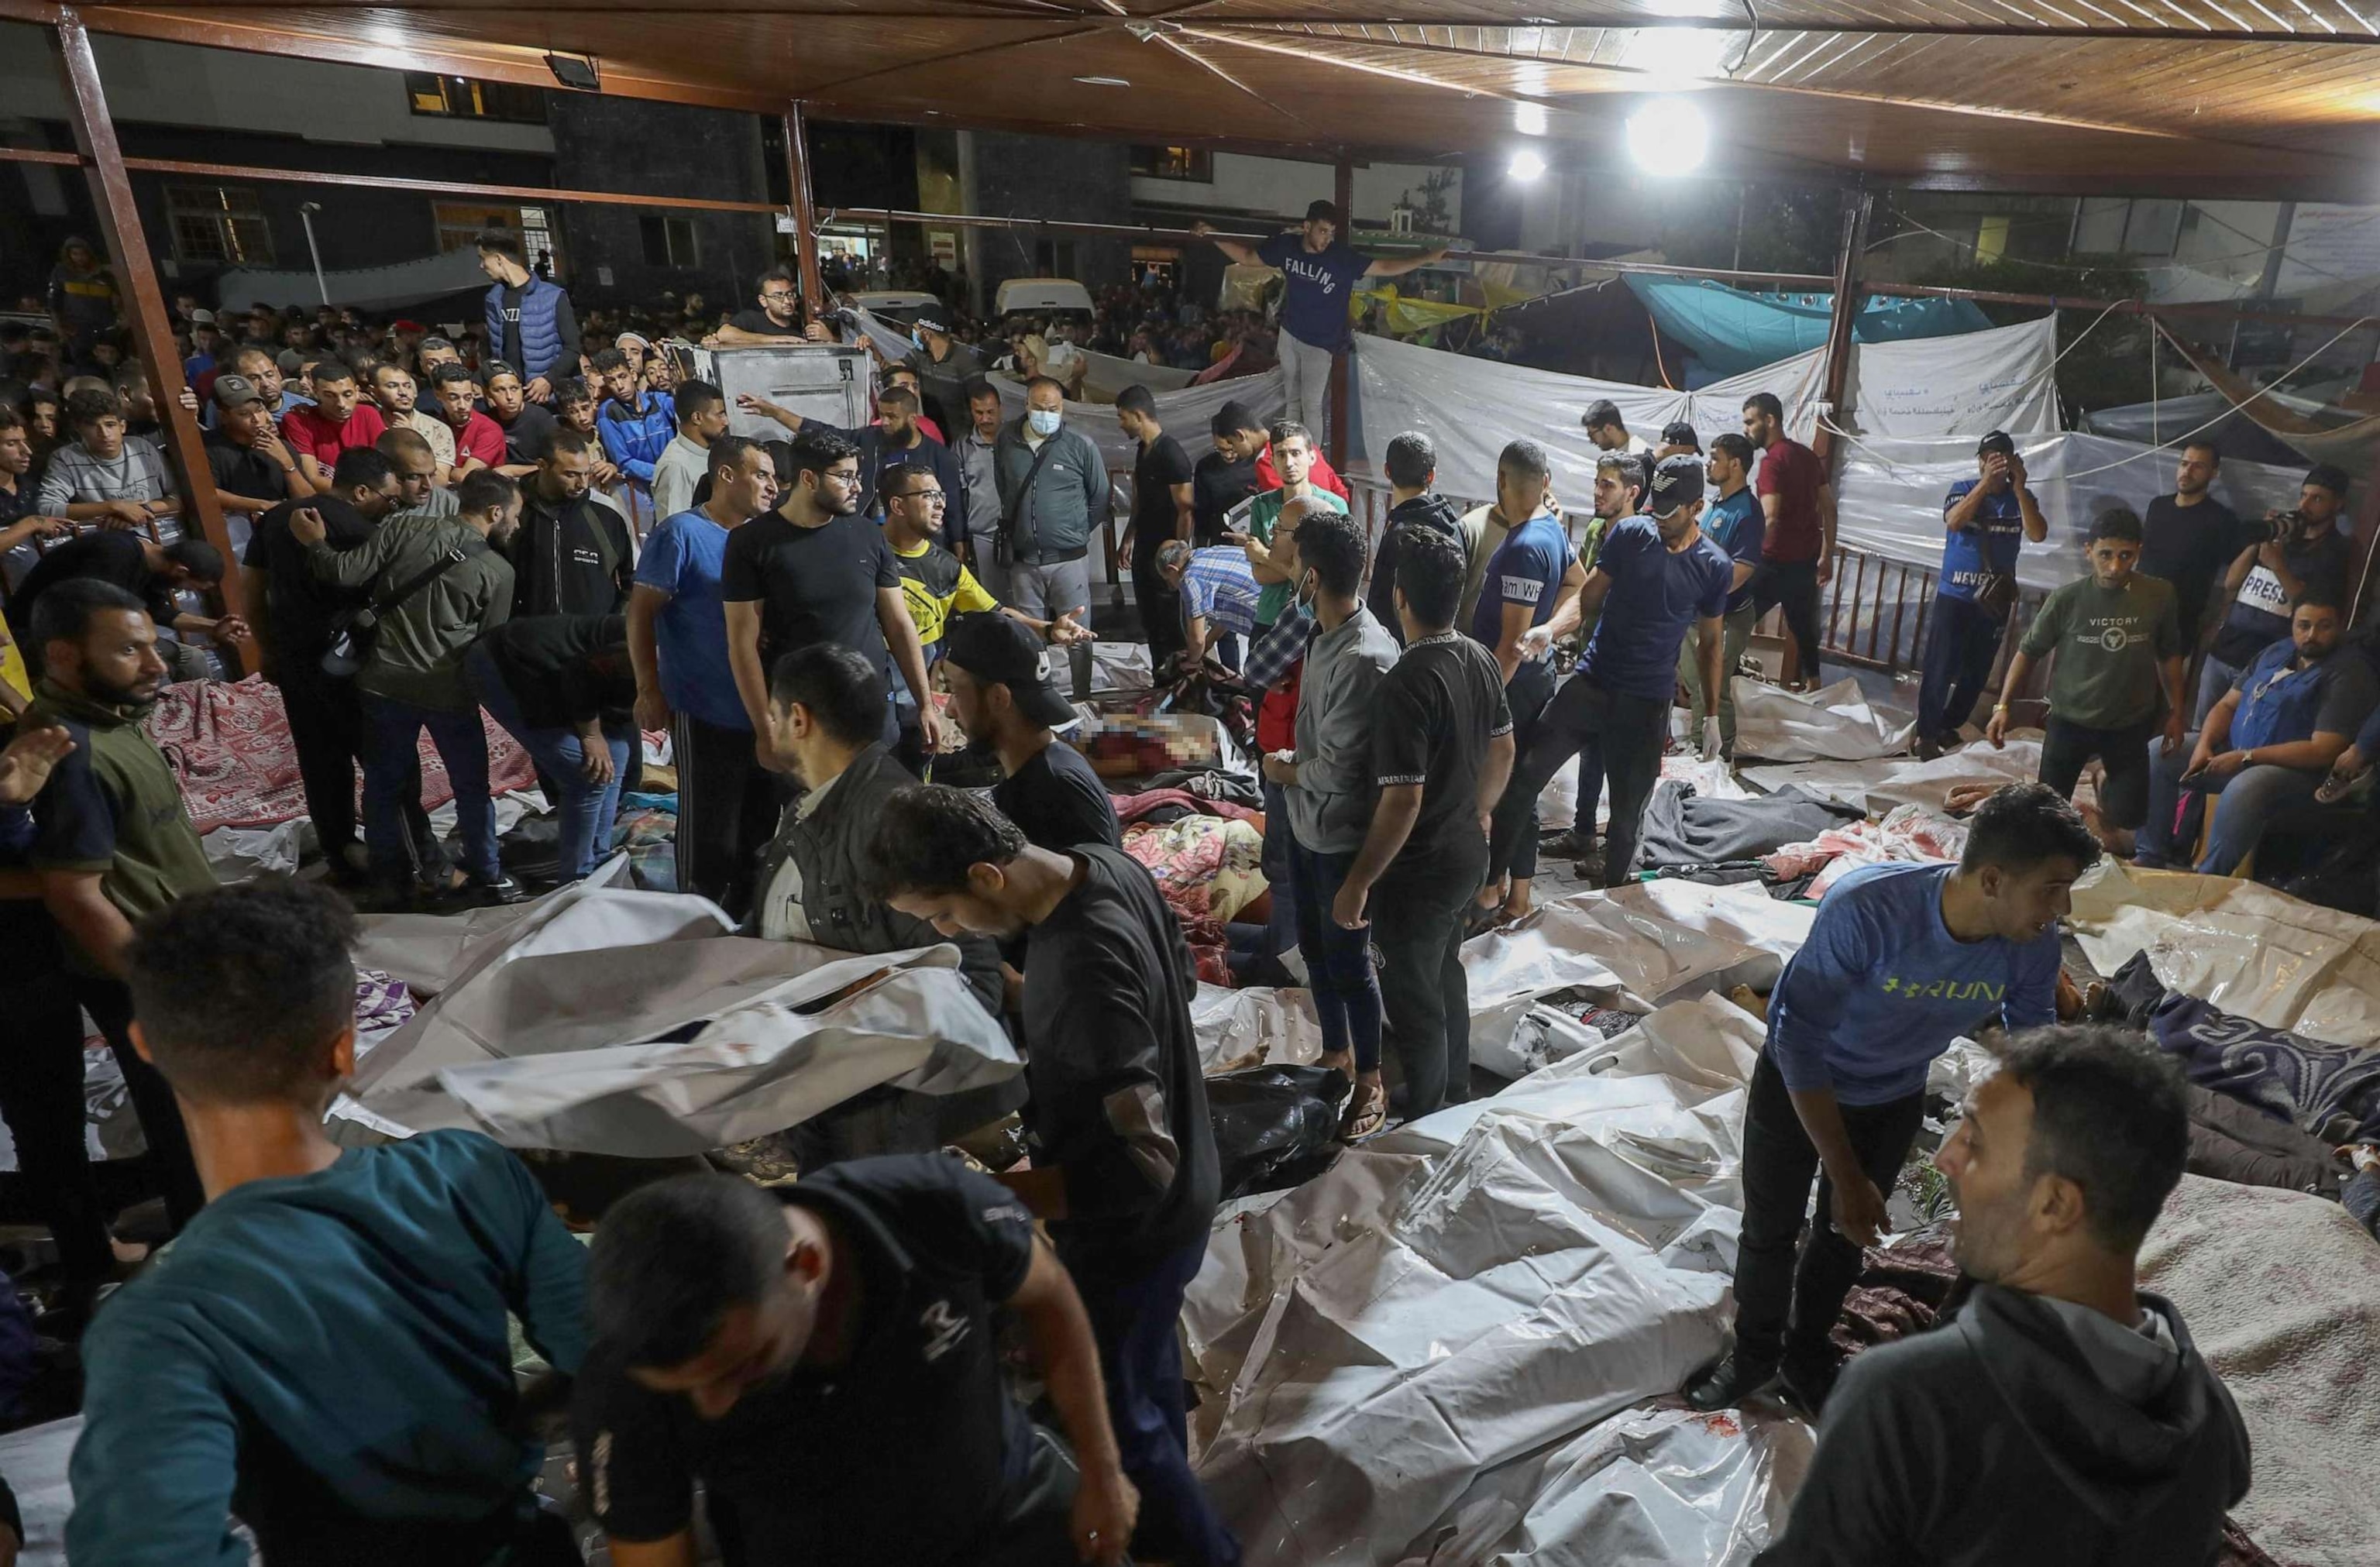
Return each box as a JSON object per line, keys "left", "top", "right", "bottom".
{"left": 1463, "top": 901, "right": 1506, "bottom": 940}
{"left": 1340, "top": 1079, "right": 1388, "bottom": 1142}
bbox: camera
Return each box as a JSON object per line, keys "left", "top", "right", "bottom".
{"left": 2248, "top": 508, "right": 2308, "bottom": 544}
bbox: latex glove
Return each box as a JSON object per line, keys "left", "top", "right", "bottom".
{"left": 1700, "top": 716, "right": 1722, "bottom": 763}
{"left": 1519, "top": 624, "right": 1553, "bottom": 659}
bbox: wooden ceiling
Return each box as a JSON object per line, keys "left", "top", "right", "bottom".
{"left": 42, "top": 0, "right": 2380, "bottom": 199}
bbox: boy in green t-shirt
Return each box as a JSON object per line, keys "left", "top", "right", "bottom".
{"left": 1986, "top": 507, "right": 2183, "bottom": 836}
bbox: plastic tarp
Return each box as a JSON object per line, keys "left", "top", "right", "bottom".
{"left": 1834, "top": 431, "right": 2309, "bottom": 593}
{"left": 1186, "top": 993, "right": 1791, "bottom": 1567}
{"left": 1840, "top": 315, "right": 2061, "bottom": 440}
{"left": 1624, "top": 275, "right": 1993, "bottom": 377}
{"left": 1743, "top": 737, "right": 2046, "bottom": 816}
{"left": 990, "top": 366, "right": 1285, "bottom": 473}
{"left": 1729, "top": 677, "right": 1914, "bottom": 763}
{"left": 333, "top": 875, "right": 1020, "bottom": 1155}
{"left": 2067, "top": 860, "right": 2380, "bottom": 1046}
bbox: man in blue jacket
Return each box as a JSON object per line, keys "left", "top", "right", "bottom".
{"left": 477, "top": 228, "right": 578, "bottom": 404}
{"left": 593, "top": 347, "right": 675, "bottom": 535}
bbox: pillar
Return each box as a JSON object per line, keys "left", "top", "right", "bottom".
{"left": 1329, "top": 155, "right": 1355, "bottom": 469}
{"left": 782, "top": 102, "right": 825, "bottom": 318}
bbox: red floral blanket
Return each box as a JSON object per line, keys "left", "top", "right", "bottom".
{"left": 145, "top": 675, "right": 538, "bottom": 833}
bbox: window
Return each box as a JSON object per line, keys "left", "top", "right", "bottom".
{"left": 1973, "top": 215, "right": 2010, "bottom": 264}
{"left": 406, "top": 72, "right": 548, "bottom": 125}
{"left": 434, "top": 202, "right": 562, "bottom": 280}
{"left": 1130, "top": 145, "right": 1214, "bottom": 182}
{"left": 640, "top": 215, "right": 700, "bottom": 269}
{"left": 166, "top": 185, "right": 273, "bottom": 266}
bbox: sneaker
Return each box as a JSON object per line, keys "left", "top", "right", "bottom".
{"left": 1572, "top": 848, "right": 1608, "bottom": 883}
{"left": 1682, "top": 1352, "right": 1780, "bottom": 1411}
{"left": 1540, "top": 827, "right": 1594, "bottom": 859}
{"left": 1779, "top": 1355, "right": 1838, "bottom": 1416}
{"left": 453, "top": 873, "right": 528, "bottom": 907}
{"left": 1913, "top": 734, "right": 1944, "bottom": 762}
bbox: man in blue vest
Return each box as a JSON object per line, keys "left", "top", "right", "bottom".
{"left": 477, "top": 228, "right": 580, "bottom": 405}
{"left": 2135, "top": 590, "right": 2377, "bottom": 875}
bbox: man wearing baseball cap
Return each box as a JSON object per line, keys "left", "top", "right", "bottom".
{"left": 905, "top": 308, "right": 985, "bottom": 443}
{"left": 1917, "top": 430, "right": 2046, "bottom": 758}
{"left": 200, "top": 373, "right": 314, "bottom": 525}
{"left": 1657, "top": 421, "right": 1703, "bottom": 460}
{"left": 1488, "top": 455, "right": 1733, "bottom": 903}
{"left": 943, "top": 610, "right": 1119, "bottom": 854}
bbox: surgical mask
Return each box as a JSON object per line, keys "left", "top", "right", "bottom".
{"left": 910, "top": 331, "right": 923, "bottom": 349}
{"left": 1027, "top": 408, "right": 1062, "bottom": 438}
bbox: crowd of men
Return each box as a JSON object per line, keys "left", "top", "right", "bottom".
{"left": 0, "top": 218, "right": 2370, "bottom": 1567}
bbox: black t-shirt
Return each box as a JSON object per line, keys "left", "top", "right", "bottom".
{"left": 721, "top": 509, "right": 899, "bottom": 674}
{"left": 1371, "top": 629, "right": 1513, "bottom": 882}
{"left": 993, "top": 738, "right": 1119, "bottom": 852}
{"left": 202, "top": 429, "right": 290, "bottom": 509}
{"left": 1190, "top": 452, "right": 1258, "bottom": 548}
{"left": 242, "top": 496, "right": 377, "bottom": 664}
{"left": 5, "top": 531, "right": 177, "bottom": 644}
{"left": 2137, "top": 493, "right": 2242, "bottom": 639}
{"left": 490, "top": 400, "right": 558, "bottom": 466}
{"left": 500, "top": 282, "right": 525, "bottom": 367}
{"left": 1130, "top": 434, "right": 1195, "bottom": 567}
{"left": 2209, "top": 522, "right": 2351, "bottom": 668}
{"left": 0, "top": 478, "right": 28, "bottom": 530}
{"left": 1020, "top": 844, "right": 1219, "bottom": 1266}
{"left": 572, "top": 1156, "right": 1040, "bottom": 1567}
{"left": 727, "top": 309, "right": 805, "bottom": 338}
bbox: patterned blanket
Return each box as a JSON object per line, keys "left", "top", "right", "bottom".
{"left": 1123, "top": 814, "right": 1267, "bottom": 924}
{"left": 145, "top": 675, "right": 538, "bottom": 833}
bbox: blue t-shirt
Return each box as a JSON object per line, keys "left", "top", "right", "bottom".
{"left": 1580, "top": 517, "right": 1733, "bottom": 701}
{"left": 1257, "top": 232, "right": 1365, "bottom": 352}
{"left": 1938, "top": 479, "right": 2027, "bottom": 602}
{"left": 1703, "top": 486, "right": 1766, "bottom": 613}
{"left": 1469, "top": 511, "right": 1574, "bottom": 650}
{"left": 1766, "top": 861, "right": 2060, "bottom": 1105}
{"left": 635, "top": 508, "right": 749, "bottom": 732}
{"left": 67, "top": 1129, "right": 590, "bottom": 1566}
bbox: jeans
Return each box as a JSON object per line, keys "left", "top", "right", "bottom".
{"left": 1373, "top": 842, "right": 1484, "bottom": 1118}
{"left": 2136, "top": 730, "right": 2320, "bottom": 875}
{"left": 1729, "top": 1050, "right": 1925, "bottom": 1376}
{"left": 467, "top": 646, "right": 629, "bottom": 882}
{"left": 1679, "top": 604, "right": 1754, "bottom": 752}
{"left": 278, "top": 664, "right": 438, "bottom": 871}
{"left": 1484, "top": 658, "right": 1558, "bottom": 883}
{"left": 1275, "top": 325, "right": 1335, "bottom": 435}
{"left": 1060, "top": 1236, "right": 1242, "bottom": 1567}
{"left": 1492, "top": 674, "right": 1670, "bottom": 890}
{"left": 1916, "top": 593, "right": 2005, "bottom": 743}
{"left": 1751, "top": 558, "right": 1825, "bottom": 687}
{"left": 1288, "top": 839, "right": 1381, "bottom": 1071}
{"left": 361, "top": 692, "right": 500, "bottom": 884}
{"left": 0, "top": 902, "right": 113, "bottom": 1280}
{"left": 672, "top": 710, "right": 784, "bottom": 918}
{"left": 2039, "top": 716, "right": 2156, "bottom": 831}
{"left": 2193, "top": 651, "right": 2244, "bottom": 726}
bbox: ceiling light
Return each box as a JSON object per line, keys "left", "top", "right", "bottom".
{"left": 1513, "top": 101, "right": 1548, "bottom": 136}
{"left": 1074, "top": 75, "right": 1131, "bottom": 86}
{"left": 1626, "top": 96, "right": 1707, "bottom": 174}
{"left": 1508, "top": 148, "right": 1548, "bottom": 182}
{"left": 544, "top": 52, "right": 601, "bottom": 92}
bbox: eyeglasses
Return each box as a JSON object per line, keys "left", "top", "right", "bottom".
{"left": 903, "top": 488, "right": 946, "bottom": 502}
{"left": 760, "top": 292, "right": 797, "bottom": 304}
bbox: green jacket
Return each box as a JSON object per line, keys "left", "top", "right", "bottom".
{"left": 23, "top": 679, "right": 215, "bottom": 974}
{"left": 307, "top": 514, "right": 515, "bottom": 710}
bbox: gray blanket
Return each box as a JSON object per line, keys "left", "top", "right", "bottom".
{"left": 1635, "top": 782, "right": 1863, "bottom": 870}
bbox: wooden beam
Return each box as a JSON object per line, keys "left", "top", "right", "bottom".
{"left": 1815, "top": 187, "right": 1873, "bottom": 466}
{"left": 783, "top": 103, "right": 824, "bottom": 318}
{"left": 1329, "top": 154, "right": 1353, "bottom": 469}
{"left": 48, "top": 12, "right": 242, "bottom": 617}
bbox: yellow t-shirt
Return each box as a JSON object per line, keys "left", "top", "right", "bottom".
{"left": 892, "top": 538, "right": 999, "bottom": 652}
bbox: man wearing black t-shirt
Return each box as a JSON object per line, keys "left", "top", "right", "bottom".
{"left": 704, "top": 266, "right": 826, "bottom": 348}
{"left": 721, "top": 425, "right": 945, "bottom": 768}
{"left": 481, "top": 360, "right": 557, "bottom": 475}
{"left": 1336, "top": 526, "right": 1515, "bottom": 1118}
{"left": 944, "top": 612, "right": 1120, "bottom": 853}
{"left": 573, "top": 1157, "right": 1140, "bottom": 1567}
{"left": 2197, "top": 462, "right": 2352, "bottom": 722}
{"left": 871, "top": 788, "right": 1236, "bottom": 1567}
{"left": 200, "top": 372, "right": 310, "bottom": 527}
{"left": 2135, "top": 439, "right": 2240, "bottom": 648}
{"left": 1117, "top": 384, "right": 1196, "bottom": 665}
{"left": 1192, "top": 402, "right": 1264, "bottom": 547}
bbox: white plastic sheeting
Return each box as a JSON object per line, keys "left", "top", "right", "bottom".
{"left": 2068, "top": 861, "right": 2380, "bottom": 1046}
{"left": 1839, "top": 315, "right": 2061, "bottom": 439}
{"left": 1729, "top": 677, "right": 1914, "bottom": 764}
{"left": 1186, "top": 995, "right": 1789, "bottom": 1567}
{"left": 333, "top": 874, "right": 1020, "bottom": 1154}
{"left": 1834, "top": 431, "right": 2309, "bottom": 594}
{"left": 988, "top": 366, "right": 1285, "bottom": 474}
{"left": 1744, "top": 737, "right": 2045, "bottom": 816}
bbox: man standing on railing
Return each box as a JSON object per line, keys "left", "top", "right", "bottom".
{"left": 1191, "top": 204, "right": 1446, "bottom": 437}
{"left": 1916, "top": 431, "right": 2047, "bottom": 759}
{"left": 1741, "top": 392, "right": 1834, "bottom": 691}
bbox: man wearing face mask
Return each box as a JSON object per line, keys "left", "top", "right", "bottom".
{"left": 994, "top": 377, "right": 1111, "bottom": 690}
{"left": 903, "top": 311, "right": 984, "bottom": 441}
{"left": 1755, "top": 1026, "right": 2247, "bottom": 1567}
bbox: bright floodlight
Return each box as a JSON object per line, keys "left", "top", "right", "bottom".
{"left": 1508, "top": 148, "right": 1548, "bottom": 182}
{"left": 1626, "top": 97, "right": 1708, "bottom": 174}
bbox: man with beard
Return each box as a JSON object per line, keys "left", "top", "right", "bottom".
{"left": 1366, "top": 431, "right": 1463, "bottom": 648}
{"left": 1754, "top": 1026, "right": 2248, "bottom": 1567}
{"left": 507, "top": 429, "right": 635, "bottom": 618}
{"left": 294, "top": 470, "right": 527, "bottom": 905}
{"left": 2134, "top": 438, "right": 2240, "bottom": 655}
{"left": 1116, "top": 384, "right": 1195, "bottom": 665}
{"left": 370, "top": 363, "right": 456, "bottom": 479}
{"left": 21, "top": 579, "right": 211, "bottom": 1235}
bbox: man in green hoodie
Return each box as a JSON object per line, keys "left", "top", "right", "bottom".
{"left": 22, "top": 577, "right": 212, "bottom": 1231}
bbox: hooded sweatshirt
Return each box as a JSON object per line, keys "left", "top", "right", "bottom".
{"left": 1756, "top": 1282, "right": 2249, "bottom": 1567}
{"left": 1367, "top": 491, "right": 1465, "bottom": 644}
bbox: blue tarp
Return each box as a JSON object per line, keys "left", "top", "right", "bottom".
{"left": 1625, "top": 274, "right": 1997, "bottom": 381}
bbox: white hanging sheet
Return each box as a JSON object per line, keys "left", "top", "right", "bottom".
{"left": 988, "top": 367, "right": 1285, "bottom": 473}
{"left": 1838, "top": 314, "right": 2061, "bottom": 439}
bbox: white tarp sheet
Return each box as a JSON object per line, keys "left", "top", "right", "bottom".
{"left": 1730, "top": 677, "right": 1914, "bottom": 763}
{"left": 2068, "top": 861, "right": 2380, "bottom": 1046}
{"left": 1745, "top": 737, "right": 2046, "bottom": 816}
{"left": 335, "top": 876, "right": 1019, "bottom": 1154}
{"left": 989, "top": 367, "right": 1284, "bottom": 473}
{"left": 1839, "top": 314, "right": 2061, "bottom": 440}
{"left": 1187, "top": 994, "right": 1787, "bottom": 1567}
{"left": 1835, "top": 431, "right": 2309, "bottom": 594}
